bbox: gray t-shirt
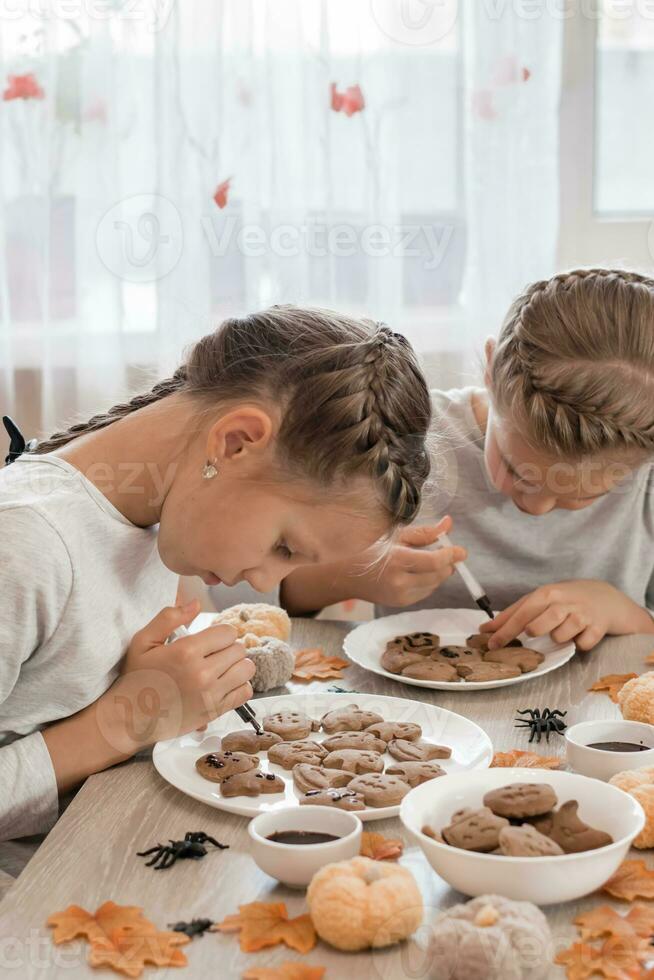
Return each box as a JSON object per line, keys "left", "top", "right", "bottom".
{"left": 0, "top": 454, "right": 177, "bottom": 845}
{"left": 376, "top": 387, "right": 654, "bottom": 618}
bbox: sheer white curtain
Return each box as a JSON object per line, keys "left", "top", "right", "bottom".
{"left": 0, "top": 0, "right": 562, "bottom": 447}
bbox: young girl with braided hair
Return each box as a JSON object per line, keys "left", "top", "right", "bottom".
{"left": 0, "top": 305, "right": 434, "bottom": 849}
{"left": 284, "top": 268, "right": 654, "bottom": 652}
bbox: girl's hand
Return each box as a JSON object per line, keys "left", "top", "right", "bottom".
{"left": 479, "top": 580, "right": 654, "bottom": 651}
{"left": 99, "top": 600, "right": 255, "bottom": 753}
{"left": 354, "top": 516, "right": 467, "bottom": 607}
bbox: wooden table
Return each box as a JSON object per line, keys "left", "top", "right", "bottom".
{"left": 1, "top": 618, "right": 653, "bottom": 978}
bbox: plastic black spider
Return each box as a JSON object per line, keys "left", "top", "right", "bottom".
{"left": 137, "top": 831, "right": 229, "bottom": 870}
{"left": 514, "top": 707, "right": 568, "bottom": 743}
{"left": 168, "top": 918, "right": 214, "bottom": 938}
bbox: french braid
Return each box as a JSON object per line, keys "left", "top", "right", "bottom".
{"left": 30, "top": 306, "right": 431, "bottom": 525}
{"left": 490, "top": 268, "right": 654, "bottom": 457}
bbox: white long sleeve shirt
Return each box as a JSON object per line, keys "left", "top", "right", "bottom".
{"left": 0, "top": 453, "right": 177, "bottom": 842}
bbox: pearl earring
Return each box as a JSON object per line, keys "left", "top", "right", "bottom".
{"left": 202, "top": 460, "right": 218, "bottom": 480}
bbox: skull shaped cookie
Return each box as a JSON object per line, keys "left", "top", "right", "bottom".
{"left": 442, "top": 807, "right": 509, "bottom": 852}
{"left": 220, "top": 770, "right": 285, "bottom": 797}
{"left": 387, "top": 738, "right": 452, "bottom": 763}
{"left": 268, "top": 740, "right": 328, "bottom": 769}
{"left": 300, "top": 788, "right": 365, "bottom": 810}
{"left": 220, "top": 730, "right": 283, "bottom": 754}
{"left": 320, "top": 704, "right": 384, "bottom": 734}
{"left": 346, "top": 773, "right": 411, "bottom": 807}
{"left": 483, "top": 782, "right": 558, "bottom": 819}
{"left": 321, "top": 731, "right": 387, "bottom": 754}
{"left": 292, "top": 764, "right": 353, "bottom": 794}
{"left": 385, "top": 760, "right": 446, "bottom": 787}
{"left": 322, "top": 749, "right": 384, "bottom": 774}
{"left": 195, "top": 751, "right": 258, "bottom": 783}
{"left": 263, "top": 711, "right": 320, "bottom": 741}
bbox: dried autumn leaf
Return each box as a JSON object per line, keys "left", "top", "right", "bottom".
{"left": 214, "top": 902, "right": 316, "bottom": 954}
{"left": 644, "top": 651, "right": 654, "bottom": 666}
{"left": 490, "top": 749, "right": 562, "bottom": 769}
{"left": 555, "top": 935, "right": 648, "bottom": 980}
{"left": 46, "top": 902, "right": 189, "bottom": 978}
{"left": 603, "top": 859, "right": 654, "bottom": 901}
{"left": 588, "top": 673, "right": 638, "bottom": 703}
{"left": 242, "top": 964, "right": 326, "bottom": 980}
{"left": 360, "top": 831, "right": 403, "bottom": 861}
{"left": 574, "top": 905, "right": 636, "bottom": 941}
{"left": 625, "top": 903, "right": 654, "bottom": 938}
{"left": 292, "top": 647, "right": 349, "bottom": 682}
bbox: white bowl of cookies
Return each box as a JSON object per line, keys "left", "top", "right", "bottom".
{"left": 400, "top": 768, "right": 645, "bottom": 905}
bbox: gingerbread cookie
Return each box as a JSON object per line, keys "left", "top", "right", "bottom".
{"left": 434, "top": 645, "right": 483, "bottom": 665}
{"left": 292, "top": 764, "right": 353, "bottom": 794}
{"left": 319, "top": 703, "right": 384, "bottom": 734}
{"left": 400, "top": 661, "right": 459, "bottom": 682}
{"left": 322, "top": 731, "right": 387, "bottom": 754}
{"left": 386, "top": 761, "right": 446, "bottom": 787}
{"left": 442, "top": 807, "right": 509, "bottom": 852}
{"left": 268, "top": 740, "right": 327, "bottom": 769}
{"left": 498, "top": 824, "right": 564, "bottom": 857}
{"left": 263, "top": 710, "right": 320, "bottom": 741}
{"left": 533, "top": 800, "right": 613, "bottom": 853}
{"left": 322, "top": 748, "right": 384, "bottom": 774}
{"left": 347, "top": 773, "right": 411, "bottom": 808}
{"left": 220, "top": 730, "right": 283, "bottom": 754}
{"left": 483, "top": 783, "right": 558, "bottom": 819}
{"left": 387, "top": 738, "right": 452, "bottom": 763}
{"left": 466, "top": 633, "right": 491, "bottom": 651}
{"left": 381, "top": 647, "right": 426, "bottom": 674}
{"left": 456, "top": 662, "right": 521, "bottom": 682}
{"left": 483, "top": 647, "right": 544, "bottom": 674}
{"left": 364, "top": 721, "right": 422, "bottom": 742}
{"left": 387, "top": 631, "right": 440, "bottom": 653}
{"left": 300, "top": 788, "right": 366, "bottom": 810}
{"left": 195, "top": 751, "right": 258, "bottom": 783}
{"left": 220, "top": 770, "right": 285, "bottom": 797}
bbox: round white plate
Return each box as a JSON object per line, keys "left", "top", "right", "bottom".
{"left": 344, "top": 608, "right": 576, "bottom": 692}
{"left": 152, "top": 692, "right": 493, "bottom": 822}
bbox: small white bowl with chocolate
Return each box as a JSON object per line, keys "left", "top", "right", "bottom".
{"left": 566, "top": 720, "right": 654, "bottom": 781}
{"left": 248, "top": 805, "right": 363, "bottom": 888}
{"left": 400, "top": 768, "right": 645, "bottom": 905}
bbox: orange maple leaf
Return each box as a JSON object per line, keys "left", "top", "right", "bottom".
{"left": 360, "top": 831, "right": 404, "bottom": 861}
{"left": 292, "top": 647, "right": 349, "bottom": 682}
{"left": 625, "top": 903, "right": 654, "bottom": 938}
{"left": 588, "top": 673, "right": 638, "bottom": 703}
{"left": 214, "top": 902, "right": 316, "bottom": 954}
{"left": 490, "top": 749, "right": 563, "bottom": 769}
{"left": 574, "top": 905, "right": 637, "bottom": 941}
{"left": 555, "top": 935, "right": 647, "bottom": 980}
{"left": 46, "top": 902, "right": 189, "bottom": 978}
{"left": 603, "top": 859, "right": 654, "bottom": 902}
{"left": 242, "top": 964, "right": 326, "bottom": 980}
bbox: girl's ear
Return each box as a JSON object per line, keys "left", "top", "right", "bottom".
{"left": 207, "top": 407, "right": 275, "bottom": 463}
{"left": 483, "top": 337, "right": 496, "bottom": 387}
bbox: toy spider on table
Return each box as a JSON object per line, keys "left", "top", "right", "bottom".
{"left": 514, "top": 707, "right": 568, "bottom": 743}
{"left": 137, "top": 831, "right": 228, "bottom": 870}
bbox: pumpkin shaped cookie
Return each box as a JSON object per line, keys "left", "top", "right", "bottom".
{"left": 483, "top": 783, "right": 557, "bottom": 820}
{"left": 322, "top": 731, "right": 387, "bottom": 754}
{"left": 320, "top": 703, "right": 384, "bottom": 734}
{"left": 307, "top": 856, "right": 423, "bottom": 951}
{"left": 442, "top": 807, "right": 509, "bottom": 852}
{"left": 322, "top": 748, "right": 384, "bottom": 774}
{"left": 263, "top": 710, "right": 320, "bottom": 741}
{"left": 346, "top": 772, "right": 411, "bottom": 807}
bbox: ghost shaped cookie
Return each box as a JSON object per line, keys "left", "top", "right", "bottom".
{"left": 195, "top": 751, "right": 258, "bottom": 783}
{"left": 220, "top": 730, "right": 283, "bottom": 754}
{"left": 320, "top": 704, "right": 384, "bottom": 734}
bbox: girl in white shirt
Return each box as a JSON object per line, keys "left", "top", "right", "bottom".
{"left": 0, "top": 305, "right": 432, "bottom": 845}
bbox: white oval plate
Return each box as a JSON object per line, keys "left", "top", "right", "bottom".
{"left": 344, "top": 608, "right": 576, "bottom": 692}
{"left": 152, "top": 692, "right": 493, "bottom": 822}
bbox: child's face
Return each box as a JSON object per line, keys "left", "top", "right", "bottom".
{"left": 168, "top": 479, "right": 387, "bottom": 593}
{"left": 484, "top": 405, "right": 639, "bottom": 515}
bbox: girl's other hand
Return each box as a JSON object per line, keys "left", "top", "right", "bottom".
{"left": 100, "top": 599, "right": 255, "bottom": 753}
{"left": 356, "top": 515, "right": 467, "bottom": 607}
{"left": 479, "top": 579, "right": 654, "bottom": 651}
